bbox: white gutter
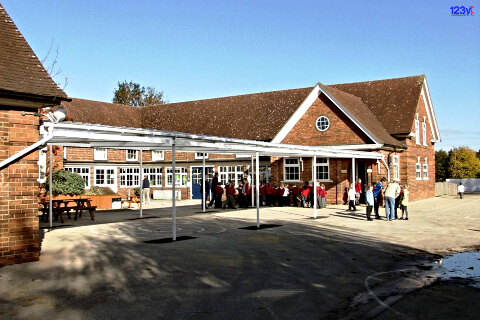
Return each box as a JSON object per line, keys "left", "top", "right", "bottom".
{"left": 0, "top": 135, "right": 52, "bottom": 170}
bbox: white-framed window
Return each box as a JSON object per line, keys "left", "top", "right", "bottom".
{"left": 416, "top": 157, "right": 422, "bottom": 180}
{"left": 415, "top": 120, "right": 420, "bottom": 145}
{"left": 166, "top": 167, "right": 188, "bottom": 187}
{"left": 65, "top": 167, "right": 91, "bottom": 189}
{"left": 195, "top": 153, "right": 209, "bottom": 160}
{"left": 63, "top": 147, "right": 67, "bottom": 160}
{"left": 126, "top": 150, "right": 138, "bottom": 161}
{"left": 152, "top": 150, "right": 164, "bottom": 161}
{"left": 144, "top": 167, "right": 162, "bottom": 187}
{"left": 252, "top": 165, "right": 271, "bottom": 185}
{"left": 392, "top": 155, "right": 400, "bottom": 181}
{"left": 94, "top": 148, "right": 108, "bottom": 160}
{"left": 284, "top": 158, "right": 300, "bottom": 181}
{"left": 218, "top": 165, "right": 244, "bottom": 186}
{"left": 423, "top": 157, "right": 429, "bottom": 179}
{"left": 315, "top": 158, "right": 330, "bottom": 180}
{"left": 120, "top": 167, "right": 140, "bottom": 187}
{"left": 315, "top": 116, "right": 330, "bottom": 132}
{"left": 95, "top": 167, "right": 116, "bottom": 186}
{"left": 422, "top": 122, "right": 427, "bottom": 146}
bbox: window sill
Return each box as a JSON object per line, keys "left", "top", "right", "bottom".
{"left": 416, "top": 178, "right": 422, "bottom": 181}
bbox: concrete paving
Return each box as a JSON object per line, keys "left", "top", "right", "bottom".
{"left": 0, "top": 194, "right": 479, "bottom": 319}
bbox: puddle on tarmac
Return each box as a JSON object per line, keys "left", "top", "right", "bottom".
{"left": 437, "top": 251, "right": 480, "bottom": 288}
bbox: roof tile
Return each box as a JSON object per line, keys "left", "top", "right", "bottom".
{"left": 0, "top": 4, "right": 68, "bottom": 100}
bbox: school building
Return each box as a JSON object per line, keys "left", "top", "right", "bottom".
{"left": 57, "top": 74, "right": 440, "bottom": 204}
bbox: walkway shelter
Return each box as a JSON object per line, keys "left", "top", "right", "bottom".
{"left": 40, "top": 121, "right": 385, "bottom": 239}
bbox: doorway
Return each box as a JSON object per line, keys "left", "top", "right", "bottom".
{"left": 191, "top": 166, "right": 214, "bottom": 199}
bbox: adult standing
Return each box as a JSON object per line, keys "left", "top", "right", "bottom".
{"left": 142, "top": 176, "right": 150, "bottom": 205}
{"left": 208, "top": 172, "right": 219, "bottom": 208}
{"left": 384, "top": 181, "right": 401, "bottom": 221}
{"left": 458, "top": 182, "right": 465, "bottom": 199}
{"left": 373, "top": 177, "right": 387, "bottom": 219}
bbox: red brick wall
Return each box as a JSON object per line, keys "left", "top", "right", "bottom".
{"left": 61, "top": 147, "right": 250, "bottom": 200}
{"left": 281, "top": 95, "right": 371, "bottom": 145}
{"left": 0, "top": 111, "right": 40, "bottom": 266}
{"left": 269, "top": 157, "right": 351, "bottom": 204}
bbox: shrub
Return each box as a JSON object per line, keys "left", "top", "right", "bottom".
{"left": 84, "top": 186, "right": 116, "bottom": 195}
{"left": 43, "top": 170, "right": 85, "bottom": 196}
{"left": 134, "top": 187, "right": 141, "bottom": 196}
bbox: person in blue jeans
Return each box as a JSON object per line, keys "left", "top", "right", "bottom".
{"left": 384, "top": 181, "right": 400, "bottom": 221}
{"left": 373, "top": 178, "right": 387, "bottom": 219}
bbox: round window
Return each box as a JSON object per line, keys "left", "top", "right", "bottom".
{"left": 315, "top": 116, "right": 330, "bottom": 132}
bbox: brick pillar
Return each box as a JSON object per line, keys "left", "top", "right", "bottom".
{"left": 0, "top": 110, "right": 40, "bottom": 266}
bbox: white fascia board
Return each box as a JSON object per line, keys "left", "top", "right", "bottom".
{"left": 271, "top": 86, "right": 321, "bottom": 143}
{"left": 421, "top": 79, "right": 441, "bottom": 142}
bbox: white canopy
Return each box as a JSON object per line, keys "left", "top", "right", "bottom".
{"left": 41, "top": 122, "right": 385, "bottom": 159}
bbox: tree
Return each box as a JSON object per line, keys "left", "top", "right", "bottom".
{"left": 41, "top": 38, "right": 68, "bottom": 90}
{"left": 435, "top": 149, "right": 449, "bottom": 182}
{"left": 448, "top": 146, "right": 480, "bottom": 179}
{"left": 113, "top": 80, "right": 166, "bottom": 107}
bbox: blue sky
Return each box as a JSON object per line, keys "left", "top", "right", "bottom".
{"left": 2, "top": 0, "right": 479, "bottom": 151}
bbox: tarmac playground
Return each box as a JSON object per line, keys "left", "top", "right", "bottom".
{"left": 0, "top": 194, "right": 479, "bottom": 319}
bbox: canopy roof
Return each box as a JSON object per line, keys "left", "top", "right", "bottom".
{"left": 41, "top": 122, "right": 384, "bottom": 160}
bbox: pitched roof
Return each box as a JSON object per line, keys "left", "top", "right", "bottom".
{"left": 62, "top": 75, "right": 426, "bottom": 149}
{"left": 0, "top": 4, "right": 68, "bottom": 102}
{"left": 331, "top": 75, "right": 424, "bottom": 135}
{"left": 320, "top": 84, "right": 405, "bottom": 147}
{"left": 140, "top": 87, "right": 313, "bottom": 141}
{"left": 62, "top": 98, "right": 141, "bottom": 128}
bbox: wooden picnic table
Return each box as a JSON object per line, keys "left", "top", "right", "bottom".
{"left": 39, "top": 198, "right": 97, "bottom": 223}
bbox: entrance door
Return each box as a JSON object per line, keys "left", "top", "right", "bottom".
{"left": 94, "top": 166, "right": 118, "bottom": 193}
{"left": 191, "top": 166, "right": 214, "bottom": 199}
{"left": 356, "top": 161, "right": 367, "bottom": 204}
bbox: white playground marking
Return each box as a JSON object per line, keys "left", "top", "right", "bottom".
{"left": 90, "top": 221, "right": 226, "bottom": 238}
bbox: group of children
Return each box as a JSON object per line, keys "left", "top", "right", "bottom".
{"left": 209, "top": 179, "right": 328, "bottom": 210}
{"left": 347, "top": 179, "right": 410, "bottom": 221}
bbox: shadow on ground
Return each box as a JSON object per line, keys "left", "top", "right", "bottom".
{"left": 2, "top": 198, "right": 479, "bottom": 320}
